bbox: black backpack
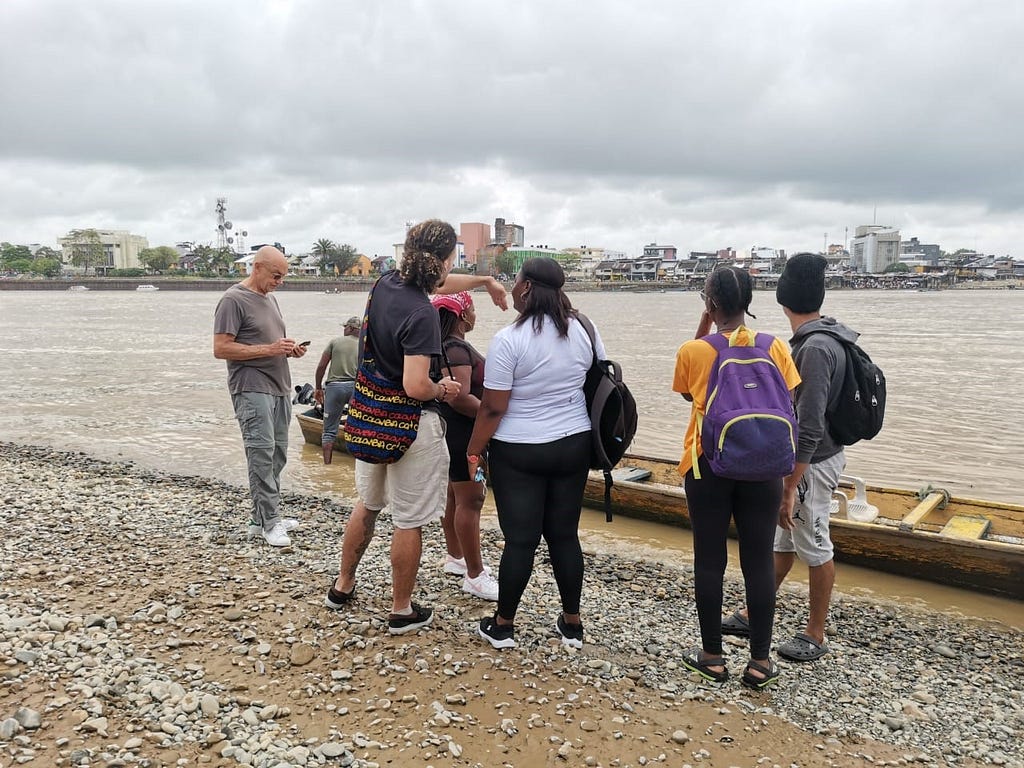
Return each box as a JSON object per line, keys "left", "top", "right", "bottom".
{"left": 578, "top": 314, "right": 638, "bottom": 521}
{"left": 811, "top": 329, "right": 886, "bottom": 445}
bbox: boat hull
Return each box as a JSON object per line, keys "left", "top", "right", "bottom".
{"left": 585, "top": 454, "right": 1024, "bottom": 601}
{"left": 294, "top": 412, "right": 1024, "bottom": 599}
{"left": 295, "top": 408, "right": 347, "bottom": 452}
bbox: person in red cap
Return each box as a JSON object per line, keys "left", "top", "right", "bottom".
{"left": 429, "top": 291, "right": 498, "bottom": 601}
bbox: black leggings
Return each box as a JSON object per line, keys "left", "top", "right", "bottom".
{"left": 684, "top": 455, "right": 781, "bottom": 659}
{"left": 489, "top": 432, "right": 591, "bottom": 621}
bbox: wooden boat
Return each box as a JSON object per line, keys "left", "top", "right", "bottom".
{"left": 586, "top": 454, "right": 1024, "bottom": 601}
{"left": 295, "top": 407, "right": 1023, "bottom": 599}
{"left": 296, "top": 407, "right": 347, "bottom": 451}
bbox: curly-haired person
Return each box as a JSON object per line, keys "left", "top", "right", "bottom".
{"left": 325, "top": 219, "right": 507, "bottom": 634}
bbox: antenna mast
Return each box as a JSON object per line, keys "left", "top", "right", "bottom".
{"left": 215, "top": 198, "right": 235, "bottom": 252}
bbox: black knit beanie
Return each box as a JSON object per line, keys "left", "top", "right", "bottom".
{"left": 776, "top": 253, "right": 827, "bottom": 312}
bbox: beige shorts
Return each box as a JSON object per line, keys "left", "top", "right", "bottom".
{"left": 354, "top": 409, "right": 448, "bottom": 530}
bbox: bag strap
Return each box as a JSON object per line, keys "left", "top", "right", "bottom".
{"left": 357, "top": 275, "right": 384, "bottom": 362}
{"left": 578, "top": 313, "right": 618, "bottom": 523}
{"left": 577, "top": 313, "right": 600, "bottom": 366}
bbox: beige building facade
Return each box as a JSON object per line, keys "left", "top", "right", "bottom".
{"left": 58, "top": 229, "right": 149, "bottom": 273}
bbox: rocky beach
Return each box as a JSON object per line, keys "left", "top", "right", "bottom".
{"left": 0, "top": 442, "right": 1021, "bottom": 768}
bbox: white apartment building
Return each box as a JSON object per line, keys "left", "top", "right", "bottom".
{"left": 850, "top": 226, "right": 901, "bottom": 273}
{"left": 562, "top": 246, "right": 626, "bottom": 278}
{"left": 58, "top": 229, "right": 149, "bottom": 273}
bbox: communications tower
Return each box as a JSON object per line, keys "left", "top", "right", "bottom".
{"left": 215, "top": 198, "right": 248, "bottom": 255}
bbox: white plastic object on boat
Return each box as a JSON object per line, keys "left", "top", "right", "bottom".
{"left": 830, "top": 475, "right": 879, "bottom": 523}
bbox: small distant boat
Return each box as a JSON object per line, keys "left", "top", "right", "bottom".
{"left": 67, "top": 285, "right": 89, "bottom": 292}
{"left": 136, "top": 284, "right": 159, "bottom": 292}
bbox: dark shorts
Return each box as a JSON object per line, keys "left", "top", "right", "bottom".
{"left": 443, "top": 413, "right": 474, "bottom": 482}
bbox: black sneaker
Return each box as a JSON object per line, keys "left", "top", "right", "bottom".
{"left": 324, "top": 585, "right": 355, "bottom": 610}
{"left": 387, "top": 603, "right": 434, "bottom": 635}
{"left": 556, "top": 615, "right": 584, "bottom": 649}
{"left": 478, "top": 615, "right": 515, "bottom": 649}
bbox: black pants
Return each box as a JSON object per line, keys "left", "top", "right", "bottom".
{"left": 489, "top": 432, "right": 591, "bottom": 621}
{"left": 684, "top": 455, "right": 781, "bottom": 659}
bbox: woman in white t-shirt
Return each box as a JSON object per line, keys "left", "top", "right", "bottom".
{"left": 467, "top": 257, "right": 606, "bottom": 650}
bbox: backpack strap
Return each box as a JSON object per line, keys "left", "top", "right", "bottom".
{"left": 578, "top": 313, "right": 615, "bottom": 522}
{"left": 577, "top": 313, "right": 600, "bottom": 365}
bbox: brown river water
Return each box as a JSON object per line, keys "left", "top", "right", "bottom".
{"left": 1, "top": 287, "right": 1021, "bottom": 624}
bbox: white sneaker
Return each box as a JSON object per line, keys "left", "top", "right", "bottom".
{"left": 248, "top": 518, "right": 300, "bottom": 537}
{"left": 262, "top": 522, "right": 292, "bottom": 547}
{"left": 462, "top": 570, "right": 499, "bottom": 601}
{"left": 443, "top": 556, "right": 467, "bottom": 575}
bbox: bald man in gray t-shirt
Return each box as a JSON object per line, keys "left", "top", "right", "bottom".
{"left": 213, "top": 246, "right": 307, "bottom": 547}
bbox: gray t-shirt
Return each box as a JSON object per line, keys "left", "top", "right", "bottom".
{"left": 213, "top": 283, "right": 291, "bottom": 396}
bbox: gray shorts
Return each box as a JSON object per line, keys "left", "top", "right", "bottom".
{"left": 354, "top": 410, "right": 448, "bottom": 530}
{"left": 774, "top": 451, "right": 845, "bottom": 567}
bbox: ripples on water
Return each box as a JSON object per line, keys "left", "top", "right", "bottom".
{"left": 0, "top": 287, "right": 1021, "bottom": 504}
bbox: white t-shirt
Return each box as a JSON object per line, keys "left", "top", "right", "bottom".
{"left": 485, "top": 314, "right": 607, "bottom": 444}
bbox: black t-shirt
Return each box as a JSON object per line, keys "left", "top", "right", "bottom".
{"left": 361, "top": 271, "right": 440, "bottom": 384}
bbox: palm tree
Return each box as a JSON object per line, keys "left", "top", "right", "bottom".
{"left": 312, "top": 238, "right": 335, "bottom": 275}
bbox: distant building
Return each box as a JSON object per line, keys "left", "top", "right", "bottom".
{"left": 493, "top": 218, "right": 525, "bottom": 248}
{"left": 642, "top": 243, "right": 677, "bottom": 261}
{"left": 504, "top": 246, "right": 572, "bottom": 275}
{"left": 345, "top": 254, "right": 373, "bottom": 277}
{"left": 562, "top": 246, "right": 624, "bottom": 278}
{"left": 850, "top": 226, "right": 901, "bottom": 273}
{"left": 58, "top": 229, "right": 149, "bottom": 274}
{"left": 459, "top": 223, "right": 491, "bottom": 264}
{"left": 901, "top": 236, "right": 941, "bottom": 266}
{"left": 751, "top": 246, "right": 783, "bottom": 262}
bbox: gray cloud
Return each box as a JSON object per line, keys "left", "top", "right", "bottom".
{"left": 1, "top": 0, "right": 1021, "bottom": 256}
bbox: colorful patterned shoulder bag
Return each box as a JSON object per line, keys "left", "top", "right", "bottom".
{"left": 343, "top": 278, "right": 423, "bottom": 463}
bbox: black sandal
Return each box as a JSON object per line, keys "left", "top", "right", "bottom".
{"left": 682, "top": 647, "right": 729, "bottom": 683}
{"left": 741, "top": 659, "right": 781, "bottom": 690}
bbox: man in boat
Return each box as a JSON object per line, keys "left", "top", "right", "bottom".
{"left": 313, "top": 315, "right": 361, "bottom": 465}
{"left": 213, "top": 246, "right": 308, "bottom": 547}
{"left": 724, "top": 253, "right": 856, "bottom": 663}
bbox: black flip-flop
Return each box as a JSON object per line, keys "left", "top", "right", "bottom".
{"left": 777, "top": 632, "right": 829, "bottom": 662}
{"left": 681, "top": 647, "right": 729, "bottom": 683}
{"left": 722, "top": 610, "right": 751, "bottom": 638}
{"left": 741, "top": 659, "right": 781, "bottom": 690}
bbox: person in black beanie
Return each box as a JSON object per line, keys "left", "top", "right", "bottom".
{"left": 722, "top": 252, "right": 861, "bottom": 663}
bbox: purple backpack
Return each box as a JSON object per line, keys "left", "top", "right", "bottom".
{"left": 694, "top": 328, "right": 797, "bottom": 482}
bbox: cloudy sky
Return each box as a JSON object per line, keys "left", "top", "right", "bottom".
{"left": 1, "top": 0, "right": 1021, "bottom": 258}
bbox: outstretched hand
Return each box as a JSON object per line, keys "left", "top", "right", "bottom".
{"left": 486, "top": 277, "right": 508, "bottom": 311}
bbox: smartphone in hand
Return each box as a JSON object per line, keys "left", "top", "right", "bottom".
{"left": 299, "top": 340, "right": 311, "bottom": 347}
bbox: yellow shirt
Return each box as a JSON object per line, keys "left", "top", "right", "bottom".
{"left": 672, "top": 327, "right": 801, "bottom": 477}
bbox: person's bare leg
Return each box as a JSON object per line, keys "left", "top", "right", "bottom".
{"left": 804, "top": 559, "right": 835, "bottom": 643}
{"left": 440, "top": 485, "right": 462, "bottom": 560}
{"left": 334, "top": 501, "right": 379, "bottom": 593}
{"left": 391, "top": 526, "right": 423, "bottom": 613}
{"left": 453, "top": 480, "right": 486, "bottom": 577}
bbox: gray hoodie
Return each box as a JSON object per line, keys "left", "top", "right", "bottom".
{"left": 789, "top": 316, "right": 859, "bottom": 464}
